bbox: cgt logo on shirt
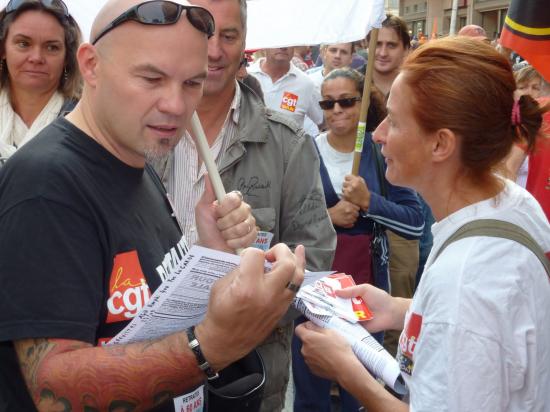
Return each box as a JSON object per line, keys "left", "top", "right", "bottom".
{"left": 396, "top": 312, "right": 423, "bottom": 376}
{"left": 106, "top": 250, "right": 151, "bottom": 323}
{"left": 280, "top": 92, "right": 298, "bottom": 112}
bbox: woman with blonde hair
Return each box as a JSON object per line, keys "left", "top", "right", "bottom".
{"left": 0, "top": 0, "right": 81, "bottom": 161}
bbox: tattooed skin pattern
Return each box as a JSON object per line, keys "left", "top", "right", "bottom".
{"left": 14, "top": 335, "right": 203, "bottom": 412}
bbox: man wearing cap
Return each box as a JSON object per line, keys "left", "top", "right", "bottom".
{"left": 0, "top": 0, "right": 305, "bottom": 411}
{"left": 152, "top": 0, "right": 336, "bottom": 410}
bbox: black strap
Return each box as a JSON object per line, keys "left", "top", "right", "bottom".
{"left": 370, "top": 137, "right": 387, "bottom": 199}
{"left": 433, "top": 219, "right": 550, "bottom": 277}
{"left": 187, "top": 326, "right": 219, "bottom": 381}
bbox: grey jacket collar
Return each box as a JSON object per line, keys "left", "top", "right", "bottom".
{"left": 234, "top": 80, "right": 270, "bottom": 144}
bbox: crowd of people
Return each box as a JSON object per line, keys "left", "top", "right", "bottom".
{"left": 0, "top": 1, "right": 548, "bottom": 412}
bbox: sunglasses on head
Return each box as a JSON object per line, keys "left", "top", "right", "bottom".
{"left": 318, "top": 96, "right": 361, "bottom": 110}
{"left": 5, "top": 0, "right": 69, "bottom": 17}
{"left": 92, "top": 0, "right": 215, "bottom": 45}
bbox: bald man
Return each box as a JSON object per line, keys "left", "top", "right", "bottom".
{"left": 0, "top": 1, "right": 304, "bottom": 411}
{"left": 458, "top": 24, "right": 487, "bottom": 40}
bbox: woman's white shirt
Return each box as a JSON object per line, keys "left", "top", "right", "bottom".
{"left": 0, "top": 90, "right": 64, "bottom": 158}
{"left": 397, "top": 180, "right": 550, "bottom": 411}
{"left": 315, "top": 132, "right": 353, "bottom": 198}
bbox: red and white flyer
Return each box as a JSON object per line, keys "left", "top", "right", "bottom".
{"left": 294, "top": 273, "right": 408, "bottom": 396}
{"left": 297, "top": 273, "right": 373, "bottom": 323}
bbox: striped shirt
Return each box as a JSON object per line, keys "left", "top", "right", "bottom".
{"left": 168, "top": 83, "right": 241, "bottom": 246}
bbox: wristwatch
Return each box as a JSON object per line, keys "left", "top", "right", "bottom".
{"left": 186, "top": 326, "right": 219, "bottom": 381}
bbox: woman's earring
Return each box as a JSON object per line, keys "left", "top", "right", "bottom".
{"left": 63, "top": 67, "right": 68, "bottom": 81}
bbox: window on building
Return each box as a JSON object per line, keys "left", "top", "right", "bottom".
{"left": 413, "top": 4, "right": 418, "bottom": 12}
{"left": 405, "top": 6, "right": 410, "bottom": 14}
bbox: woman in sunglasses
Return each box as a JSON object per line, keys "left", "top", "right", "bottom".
{"left": 0, "top": 0, "right": 81, "bottom": 161}
{"left": 292, "top": 68, "right": 423, "bottom": 412}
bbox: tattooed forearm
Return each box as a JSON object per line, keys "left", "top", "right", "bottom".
{"left": 14, "top": 334, "right": 203, "bottom": 412}
{"left": 18, "top": 339, "right": 56, "bottom": 389}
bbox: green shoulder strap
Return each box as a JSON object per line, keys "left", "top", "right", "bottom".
{"left": 433, "top": 219, "right": 550, "bottom": 277}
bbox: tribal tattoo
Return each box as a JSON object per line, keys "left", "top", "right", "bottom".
{"left": 14, "top": 334, "right": 204, "bottom": 412}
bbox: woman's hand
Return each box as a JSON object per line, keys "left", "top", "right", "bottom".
{"left": 342, "top": 175, "right": 370, "bottom": 211}
{"left": 336, "top": 284, "right": 411, "bottom": 332}
{"left": 295, "top": 322, "right": 362, "bottom": 381}
{"left": 328, "top": 200, "right": 360, "bottom": 228}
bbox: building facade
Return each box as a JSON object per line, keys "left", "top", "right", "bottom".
{"left": 399, "top": 0, "right": 509, "bottom": 40}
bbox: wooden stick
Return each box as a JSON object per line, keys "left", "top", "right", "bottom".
{"left": 190, "top": 112, "right": 243, "bottom": 254}
{"left": 351, "top": 28, "right": 379, "bottom": 176}
{"left": 191, "top": 112, "right": 227, "bottom": 202}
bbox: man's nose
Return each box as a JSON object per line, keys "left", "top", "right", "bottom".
{"left": 158, "top": 85, "right": 187, "bottom": 116}
{"left": 207, "top": 35, "right": 223, "bottom": 61}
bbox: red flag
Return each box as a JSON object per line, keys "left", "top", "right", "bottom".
{"left": 500, "top": 0, "right": 550, "bottom": 82}
{"left": 431, "top": 17, "right": 438, "bottom": 40}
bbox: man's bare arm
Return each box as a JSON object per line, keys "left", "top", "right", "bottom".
{"left": 14, "top": 333, "right": 202, "bottom": 412}
{"left": 15, "top": 245, "right": 305, "bottom": 412}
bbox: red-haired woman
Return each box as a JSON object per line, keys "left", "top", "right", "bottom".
{"left": 296, "top": 37, "right": 550, "bottom": 411}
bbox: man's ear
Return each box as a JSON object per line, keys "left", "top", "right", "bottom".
{"left": 77, "top": 44, "right": 100, "bottom": 88}
{"left": 432, "top": 128, "right": 458, "bottom": 163}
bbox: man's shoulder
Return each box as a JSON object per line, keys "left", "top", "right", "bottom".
{"left": 5, "top": 120, "right": 71, "bottom": 170}
{"left": 306, "top": 66, "right": 323, "bottom": 75}
{"left": 239, "top": 85, "right": 303, "bottom": 138}
{"left": 263, "top": 108, "right": 307, "bottom": 140}
{"left": 0, "top": 119, "right": 104, "bottom": 203}
{"left": 288, "top": 65, "right": 316, "bottom": 87}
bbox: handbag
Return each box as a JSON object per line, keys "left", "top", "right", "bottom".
{"left": 206, "top": 349, "right": 266, "bottom": 412}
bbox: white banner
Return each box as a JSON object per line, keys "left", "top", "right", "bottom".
{"left": 0, "top": 0, "right": 385, "bottom": 46}
{"left": 245, "top": 0, "right": 386, "bottom": 49}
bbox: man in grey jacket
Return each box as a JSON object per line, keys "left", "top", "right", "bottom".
{"left": 152, "top": 0, "right": 336, "bottom": 410}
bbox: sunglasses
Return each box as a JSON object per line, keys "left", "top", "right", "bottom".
{"left": 5, "top": 0, "right": 69, "bottom": 17}
{"left": 318, "top": 96, "right": 361, "bottom": 110}
{"left": 92, "top": 0, "right": 215, "bottom": 45}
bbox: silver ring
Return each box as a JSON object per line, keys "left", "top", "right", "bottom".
{"left": 286, "top": 281, "right": 301, "bottom": 293}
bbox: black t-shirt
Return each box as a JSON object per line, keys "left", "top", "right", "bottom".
{"left": 0, "top": 118, "right": 187, "bottom": 411}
